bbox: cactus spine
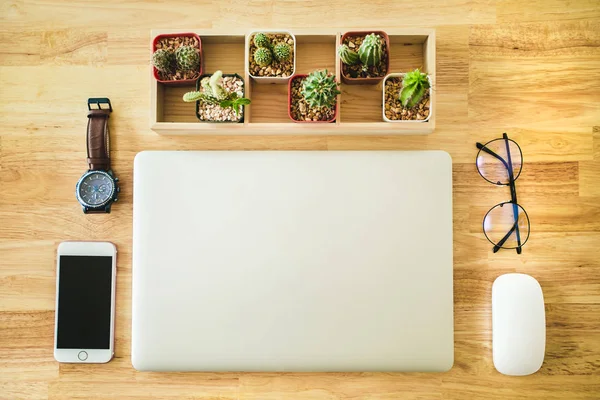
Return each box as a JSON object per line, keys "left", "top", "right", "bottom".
{"left": 301, "top": 70, "right": 341, "bottom": 109}
{"left": 357, "top": 33, "right": 383, "bottom": 67}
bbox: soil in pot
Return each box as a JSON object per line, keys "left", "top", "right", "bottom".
{"left": 249, "top": 33, "right": 294, "bottom": 78}
{"left": 154, "top": 35, "right": 200, "bottom": 81}
{"left": 290, "top": 77, "right": 336, "bottom": 122}
{"left": 384, "top": 77, "right": 430, "bottom": 121}
{"left": 342, "top": 34, "right": 388, "bottom": 79}
{"left": 197, "top": 76, "right": 245, "bottom": 122}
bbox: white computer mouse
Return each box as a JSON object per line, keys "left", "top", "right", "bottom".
{"left": 492, "top": 273, "right": 546, "bottom": 376}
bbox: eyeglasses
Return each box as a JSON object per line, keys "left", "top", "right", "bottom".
{"left": 476, "top": 133, "right": 530, "bottom": 254}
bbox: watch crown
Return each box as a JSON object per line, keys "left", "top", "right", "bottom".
{"left": 114, "top": 198, "right": 118, "bottom": 202}
{"left": 115, "top": 177, "right": 119, "bottom": 182}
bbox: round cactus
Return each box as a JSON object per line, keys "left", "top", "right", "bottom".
{"left": 273, "top": 43, "right": 292, "bottom": 62}
{"left": 175, "top": 45, "right": 200, "bottom": 72}
{"left": 357, "top": 33, "right": 383, "bottom": 67}
{"left": 301, "top": 69, "right": 341, "bottom": 109}
{"left": 152, "top": 49, "right": 175, "bottom": 73}
{"left": 254, "top": 47, "right": 273, "bottom": 67}
{"left": 253, "top": 33, "right": 271, "bottom": 49}
{"left": 338, "top": 44, "right": 359, "bottom": 66}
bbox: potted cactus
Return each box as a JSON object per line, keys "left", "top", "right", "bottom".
{"left": 152, "top": 33, "right": 202, "bottom": 85}
{"left": 182, "top": 70, "right": 251, "bottom": 123}
{"left": 383, "top": 69, "right": 432, "bottom": 122}
{"left": 338, "top": 31, "right": 389, "bottom": 85}
{"left": 247, "top": 30, "right": 296, "bottom": 83}
{"left": 288, "top": 70, "right": 340, "bottom": 123}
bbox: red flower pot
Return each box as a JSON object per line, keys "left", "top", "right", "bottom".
{"left": 340, "top": 31, "right": 390, "bottom": 85}
{"left": 288, "top": 74, "right": 337, "bottom": 123}
{"left": 152, "top": 33, "right": 202, "bottom": 85}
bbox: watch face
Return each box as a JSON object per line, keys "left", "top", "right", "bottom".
{"left": 76, "top": 171, "right": 115, "bottom": 208}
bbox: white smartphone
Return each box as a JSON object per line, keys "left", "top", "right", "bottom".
{"left": 54, "top": 241, "right": 117, "bottom": 363}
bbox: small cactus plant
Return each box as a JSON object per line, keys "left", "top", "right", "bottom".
{"left": 399, "top": 68, "right": 430, "bottom": 108}
{"left": 253, "top": 33, "right": 271, "bottom": 49}
{"left": 254, "top": 47, "right": 273, "bottom": 67}
{"left": 301, "top": 70, "right": 341, "bottom": 109}
{"left": 208, "top": 70, "right": 228, "bottom": 100}
{"left": 357, "top": 33, "right": 383, "bottom": 67}
{"left": 338, "top": 44, "right": 360, "bottom": 66}
{"left": 273, "top": 43, "right": 292, "bottom": 62}
{"left": 152, "top": 49, "right": 175, "bottom": 73}
{"left": 175, "top": 45, "right": 200, "bottom": 72}
{"left": 182, "top": 71, "right": 251, "bottom": 116}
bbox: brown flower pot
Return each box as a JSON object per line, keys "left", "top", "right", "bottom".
{"left": 288, "top": 74, "right": 337, "bottom": 123}
{"left": 340, "top": 31, "right": 390, "bottom": 85}
{"left": 152, "top": 32, "right": 203, "bottom": 86}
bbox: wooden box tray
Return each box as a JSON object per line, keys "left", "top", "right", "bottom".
{"left": 150, "top": 29, "right": 435, "bottom": 135}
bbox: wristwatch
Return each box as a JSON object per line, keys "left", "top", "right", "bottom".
{"left": 75, "top": 98, "right": 120, "bottom": 213}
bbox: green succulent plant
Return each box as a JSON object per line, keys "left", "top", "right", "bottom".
{"left": 301, "top": 69, "right": 341, "bottom": 109}
{"left": 182, "top": 70, "right": 251, "bottom": 116}
{"left": 399, "top": 68, "right": 430, "bottom": 108}
{"left": 254, "top": 47, "right": 273, "bottom": 67}
{"left": 152, "top": 49, "right": 175, "bottom": 73}
{"left": 357, "top": 33, "right": 383, "bottom": 67}
{"left": 175, "top": 45, "right": 200, "bottom": 72}
{"left": 208, "top": 70, "right": 228, "bottom": 100}
{"left": 273, "top": 43, "right": 292, "bottom": 62}
{"left": 338, "top": 44, "right": 359, "bottom": 66}
{"left": 253, "top": 33, "right": 271, "bottom": 49}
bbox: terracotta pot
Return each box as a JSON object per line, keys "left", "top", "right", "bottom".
{"left": 340, "top": 31, "right": 390, "bottom": 85}
{"left": 152, "top": 33, "right": 203, "bottom": 86}
{"left": 195, "top": 73, "right": 245, "bottom": 123}
{"left": 288, "top": 74, "right": 337, "bottom": 123}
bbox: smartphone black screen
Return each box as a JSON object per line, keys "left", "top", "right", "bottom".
{"left": 57, "top": 256, "right": 113, "bottom": 349}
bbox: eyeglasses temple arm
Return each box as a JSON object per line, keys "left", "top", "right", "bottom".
{"left": 503, "top": 133, "right": 523, "bottom": 253}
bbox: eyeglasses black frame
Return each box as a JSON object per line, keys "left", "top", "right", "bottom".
{"left": 475, "top": 133, "right": 530, "bottom": 254}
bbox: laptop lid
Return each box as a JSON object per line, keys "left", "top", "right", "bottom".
{"left": 132, "top": 151, "right": 453, "bottom": 372}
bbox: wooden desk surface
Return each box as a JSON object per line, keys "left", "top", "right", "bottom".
{"left": 1, "top": 1, "right": 599, "bottom": 399}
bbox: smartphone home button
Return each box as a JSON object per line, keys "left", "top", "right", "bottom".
{"left": 78, "top": 351, "right": 88, "bottom": 361}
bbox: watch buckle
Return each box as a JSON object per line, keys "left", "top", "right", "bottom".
{"left": 88, "top": 98, "right": 112, "bottom": 112}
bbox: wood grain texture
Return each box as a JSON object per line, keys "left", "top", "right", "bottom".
{"left": 1, "top": 0, "right": 599, "bottom": 399}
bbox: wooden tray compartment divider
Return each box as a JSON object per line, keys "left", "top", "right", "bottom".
{"left": 150, "top": 28, "right": 435, "bottom": 135}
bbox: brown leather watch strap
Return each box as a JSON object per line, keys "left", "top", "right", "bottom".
{"left": 87, "top": 109, "right": 111, "bottom": 171}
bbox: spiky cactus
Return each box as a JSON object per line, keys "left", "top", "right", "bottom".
{"left": 208, "top": 70, "right": 228, "bottom": 100}
{"left": 253, "top": 33, "right": 271, "bottom": 49}
{"left": 175, "top": 45, "right": 200, "bottom": 72}
{"left": 338, "top": 44, "right": 359, "bottom": 66}
{"left": 152, "top": 49, "right": 175, "bottom": 73}
{"left": 273, "top": 43, "right": 291, "bottom": 62}
{"left": 357, "top": 33, "right": 383, "bottom": 67}
{"left": 254, "top": 47, "right": 273, "bottom": 67}
{"left": 399, "top": 68, "right": 430, "bottom": 108}
{"left": 301, "top": 70, "right": 341, "bottom": 109}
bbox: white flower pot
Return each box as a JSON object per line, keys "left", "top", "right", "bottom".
{"left": 382, "top": 73, "right": 433, "bottom": 123}
{"left": 246, "top": 30, "right": 296, "bottom": 84}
